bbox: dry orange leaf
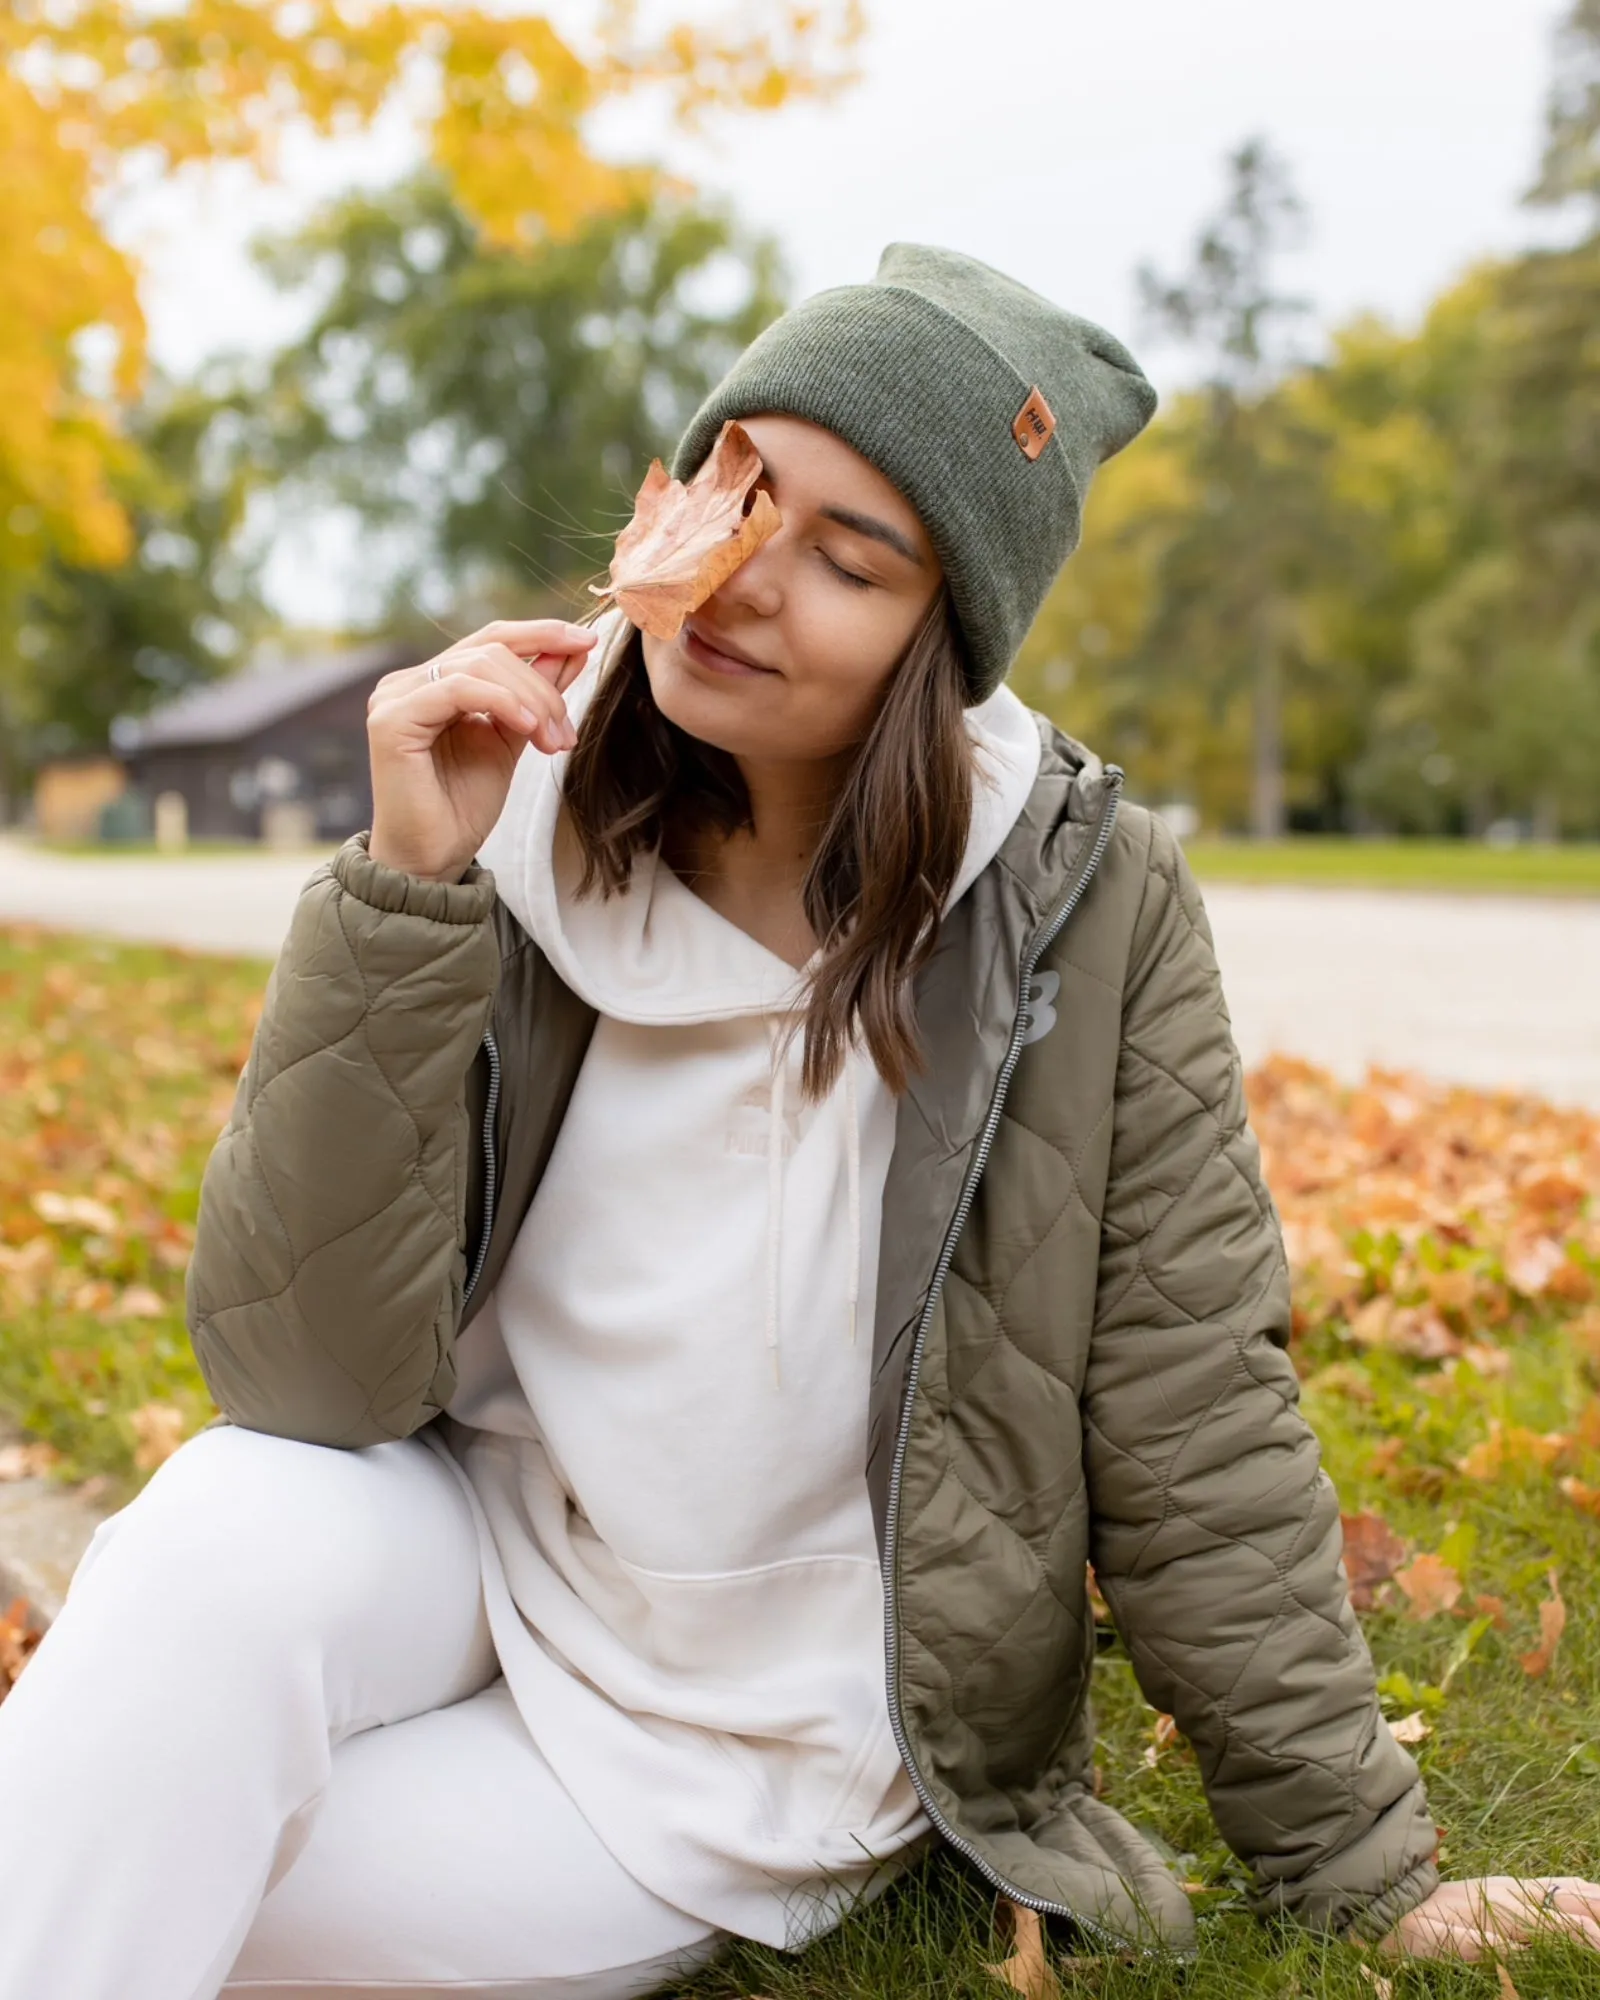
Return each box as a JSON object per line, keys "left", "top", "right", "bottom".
{"left": 1495, "top": 1963, "right": 1523, "bottom": 2000}
{"left": 0, "top": 1439, "right": 60, "bottom": 1482}
{"left": 984, "top": 1899, "right": 1061, "bottom": 2000}
{"left": 1341, "top": 1511, "right": 1409, "bottom": 1611}
{"left": 1519, "top": 1571, "right": 1566, "bottom": 1678}
{"left": 1457, "top": 1422, "right": 1568, "bottom": 1482}
{"left": 594, "top": 419, "right": 781, "bottom": 640}
{"left": 129, "top": 1402, "right": 187, "bottom": 1473}
{"left": 0, "top": 1598, "right": 40, "bottom": 1699}
{"left": 1394, "top": 1552, "right": 1463, "bottom": 1621}
{"left": 1560, "top": 1475, "right": 1600, "bottom": 1519}
{"left": 1142, "top": 1711, "right": 1184, "bottom": 1768}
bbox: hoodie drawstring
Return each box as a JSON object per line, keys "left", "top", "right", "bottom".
{"left": 843, "top": 1047, "right": 861, "bottom": 1348}
{"left": 763, "top": 1041, "right": 786, "bottom": 1383}
{"left": 762, "top": 1028, "right": 864, "bottom": 1387}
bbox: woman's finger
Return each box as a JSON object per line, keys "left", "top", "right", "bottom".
{"left": 448, "top": 618, "right": 598, "bottom": 663}
{"left": 432, "top": 642, "right": 578, "bottom": 733}
{"left": 420, "top": 648, "right": 575, "bottom": 748}
{"left": 371, "top": 670, "right": 567, "bottom": 754}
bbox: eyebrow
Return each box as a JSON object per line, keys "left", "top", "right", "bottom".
{"left": 755, "top": 449, "right": 929, "bottom": 568}
{"left": 817, "top": 505, "right": 928, "bottom": 569}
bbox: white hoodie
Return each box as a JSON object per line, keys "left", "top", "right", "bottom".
{"left": 425, "top": 622, "right": 1042, "bottom": 1947}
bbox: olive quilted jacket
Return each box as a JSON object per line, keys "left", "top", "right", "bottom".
{"left": 185, "top": 718, "right": 1440, "bottom": 1950}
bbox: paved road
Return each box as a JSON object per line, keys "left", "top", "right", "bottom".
{"left": 3, "top": 836, "right": 1598, "bottom": 1109}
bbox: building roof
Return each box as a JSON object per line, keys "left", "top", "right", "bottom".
{"left": 112, "top": 641, "right": 411, "bottom": 753}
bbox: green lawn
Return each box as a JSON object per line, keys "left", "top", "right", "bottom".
{"left": 2, "top": 922, "right": 1598, "bottom": 1996}
{"left": 24, "top": 831, "right": 1600, "bottom": 896}
{"left": 1185, "top": 836, "right": 1600, "bottom": 897}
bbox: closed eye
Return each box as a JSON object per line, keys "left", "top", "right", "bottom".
{"left": 821, "top": 549, "right": 874, "bottom": 591}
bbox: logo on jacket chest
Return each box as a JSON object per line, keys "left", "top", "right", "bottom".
{"left": 1020, "top": 970, "right": 1059, "bottom": 1046}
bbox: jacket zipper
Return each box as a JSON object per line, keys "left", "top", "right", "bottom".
{"left": 460, "top": 773, "right": 1137, "bottom": 1940}
{"left": 462, "top": 1027, "right": 501, "bottom": 1306}
{"left": 880, "top": 767, "right": 1133, "bottom": 1950}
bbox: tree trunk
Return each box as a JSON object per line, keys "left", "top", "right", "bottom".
{"left": 1251, "top": 627, "right": 1284, "bottom": 839}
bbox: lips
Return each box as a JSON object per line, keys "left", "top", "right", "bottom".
{"left": 683, "top": 618, "right": 775, "bottom": 675}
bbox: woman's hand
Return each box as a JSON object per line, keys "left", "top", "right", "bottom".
{"left": 366, "top": 619, "right": 598, "bottom": 884}
{"left": 1380, "top": 1878, "right": 1600, "bottom": 1959}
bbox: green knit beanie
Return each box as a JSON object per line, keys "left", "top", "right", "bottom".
{"left": 672, "top": 242, "right": 1157, "bottom": 705}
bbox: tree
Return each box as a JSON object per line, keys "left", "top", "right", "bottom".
{"left": 1130, "top": 138, "right": 1319, "bottom": 837}
{"left": 235, "top": 180, "right": 784, "bottom": 633}
{"left": 0, "top": 0, "right": 861, "bottom": 803}
{"left": 1527, "top": 0, "right": 1600, "bottom": 213}
{"left": 0, "top": 379, "right": 262, "bottom": 799}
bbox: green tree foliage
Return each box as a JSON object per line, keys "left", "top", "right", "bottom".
{"left": 245, "top": 179, "right": 785, "bottom": 630}
{"left": 1019, "top": 52, "right": 1600, "bottom": 840}
{"left": 1, "top": 186, "right": 782, "bottom": 798}
{"left": 0, "top": 382, "right": 258, "bottom": 802}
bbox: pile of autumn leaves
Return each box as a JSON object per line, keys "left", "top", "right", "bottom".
{"left": 1251, "top": 1052, "right": 1600, "bottom": 1688}
{"left": 3, "top": 1033, "right": 1598, "bottom": 1709}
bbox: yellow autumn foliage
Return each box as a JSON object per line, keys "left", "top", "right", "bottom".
{"left": 0, "top": 0, "right": 862, "bottom": 599}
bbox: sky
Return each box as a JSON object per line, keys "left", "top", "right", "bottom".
{"left": 118, "top": 0, "right": 1575, "bottom": 619}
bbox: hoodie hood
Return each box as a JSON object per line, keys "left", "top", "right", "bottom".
{"left": 477, "top": 611, "right": 1043, "bottom": 1027}
{"left": 477, "top": 613, "right": 1044, "bottom": 1384}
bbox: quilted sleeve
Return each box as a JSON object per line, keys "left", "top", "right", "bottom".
{"left": 185, "top": 832, "right": 501, "bottom": 1449}
{"left": 1082, "top": 812, "right": 1440, "bottom": 1941}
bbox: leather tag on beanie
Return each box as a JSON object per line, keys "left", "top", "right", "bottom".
{"left": 1012, "top": 386, "right": 1057, "bottom": 460}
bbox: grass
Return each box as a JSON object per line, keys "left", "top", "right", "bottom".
{"left": 17, "top": 833, "right": 1600, "bottom": 896}
{"left": 1, "top": 922, "right": 1598, "bottom": 1994}
{"left": 1183, "top": 836, "right": 1600, "bottom": 897}
{"left": 680, "top": 1317, "right": 1600, "bottom": 2000}
{"left": 0, "top": 923, "right": 271, "bottom": 1504}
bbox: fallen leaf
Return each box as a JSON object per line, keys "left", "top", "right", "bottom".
{"left": 1341, "top": 1511, "right": 1409, "bottom": 1611}
{"left": 593, "top": 420, "right": 781, "bottom": 640}
{"left": 129, "top": 1402, "right": 187, "bottom": 1472}
{"left": 1559, "top": 1475, "right": 1600, "bottom": 1519}
{"left": 1470, "top": 1594, "right": 1509, "bottom": 1631}
{"left": 1142, "top": 1712, "right": 1183, "bottom": 1767}
{"left": 111, "top": 1283, "right": 166, "bottom": 1319}
{"left": 1394, "top": 1552, "right": 1463, "bottom": 1621}
{"left": 1458, "top": 1422, "right": 1568, "bottom": 1481}
{"left": 31, "top": 1189, "right": 120, "bottom": 1234}
{"left": 1358, "top": 1962, "right": 1394, "bottom": 1999}
{"left": 1504, "top": 1234, "right": 1568, "bottom": 1297}
{"left": 1495, "top": 1959, "right": 1523, "bottom": 2000}
{"left": 0, "top": 1439, "right": 60, "bottom": 1481}
{"left": 984, "top": 1898, "right": 1062, "bottom": 2000}
{"left": 1367, "top": 1436, "right": 1407, "bottom": 1480}
{"left": 0, "top": 1597, "right": 41, "bottom": 1698}
{"left": 1388, "top": 1710, "right": 1432, "bottom": 1745}
{"left": 1519, "top": 1571, "right": 1567, "bottom": 1678}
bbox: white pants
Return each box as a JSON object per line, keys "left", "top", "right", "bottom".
{"left": 0, "top": 1424, "right": 726, "bottom": 2000}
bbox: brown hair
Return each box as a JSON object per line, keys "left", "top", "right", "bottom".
{"left": 562, "top": 589, "right": 975, "bottom": 1100}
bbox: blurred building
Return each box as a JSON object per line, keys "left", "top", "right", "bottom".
{"left": 32, "top": 758, "right": 131, "bottom": 843}
{"left": 107, "top": 641, "right": 410, "bottom": 844}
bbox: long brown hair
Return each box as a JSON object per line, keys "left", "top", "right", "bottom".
{"left": 562, "top": 588, "right": 975, "bottom": 1099}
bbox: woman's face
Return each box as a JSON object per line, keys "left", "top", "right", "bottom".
{"left": 639, "top": 415, "right": 943, "bottom": 767}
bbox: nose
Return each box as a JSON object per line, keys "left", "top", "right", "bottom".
{"left": 705, "top": 520, "right": 785, "bottom": 621}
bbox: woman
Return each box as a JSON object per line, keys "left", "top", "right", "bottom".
{"left": 1, "top": 244, "right": 1596, "bottom": 1999}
